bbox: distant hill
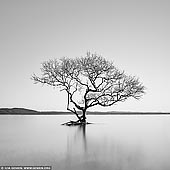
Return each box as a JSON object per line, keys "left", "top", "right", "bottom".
{"left": 0, "top": 108, "right": 169, "bottom": 115}
{"left": 0, "top": 108, "right": 70, "bottom": 115}
{"left": 0, "top": 108, "right": 38, "bottom": 114}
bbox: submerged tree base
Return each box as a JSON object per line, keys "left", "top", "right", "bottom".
{"left": 61, "top": 120, "right": 92, "bottom": 126}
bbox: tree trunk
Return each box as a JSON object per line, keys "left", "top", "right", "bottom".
{"left": 82, "top": 109, "right": 86, "bottom": 123}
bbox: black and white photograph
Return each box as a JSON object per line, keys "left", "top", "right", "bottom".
{"left": 0, "top": 0, "right": 170, "bottom": 170}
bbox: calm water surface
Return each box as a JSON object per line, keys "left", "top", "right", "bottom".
{"left": 0, "top": 115, "right": 170, "bottom": 170}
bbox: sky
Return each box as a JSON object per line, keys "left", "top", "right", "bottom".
{"left": 0, "top": 0, "right": 170, "bottom": 112}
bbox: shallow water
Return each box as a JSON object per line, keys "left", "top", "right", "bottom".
{"left": 0, "top": 115, "right": 170, "bottom": 170}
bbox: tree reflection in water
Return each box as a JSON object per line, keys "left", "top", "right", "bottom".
{"left": 62, "top": 124, "right": 144, "bottom": 170}
{"left": 59, "top": 117, "right": 170, "bottom": 170}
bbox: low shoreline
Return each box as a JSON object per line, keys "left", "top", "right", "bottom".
{"left": 0, "top": 112, "right": 169, "bottom": 115}
{"left": 0, "top": 108, "right": 169, "bottom": 115}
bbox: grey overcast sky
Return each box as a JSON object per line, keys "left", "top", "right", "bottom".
{"left": 0, "top": 0, "right": 170, "bottom": 112}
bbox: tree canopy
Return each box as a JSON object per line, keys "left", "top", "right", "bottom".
{"left": 32, "top": 52, "right": 145, "bottom": 124}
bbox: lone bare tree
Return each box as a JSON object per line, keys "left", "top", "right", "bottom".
{"left": 32, "top": 52, "right": 145, "bottom": 125}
